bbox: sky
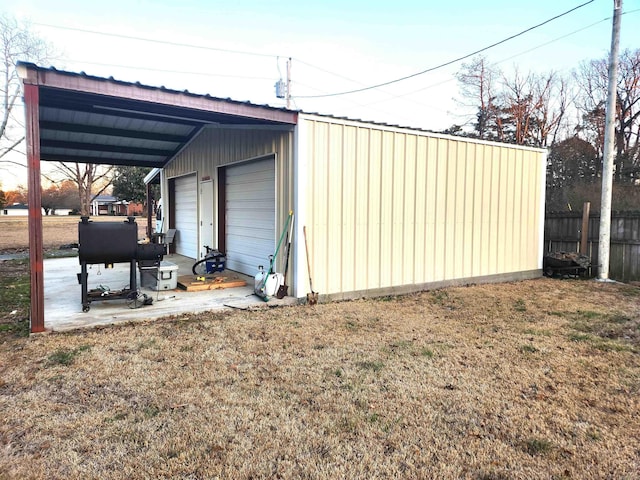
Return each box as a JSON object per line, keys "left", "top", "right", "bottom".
{"left": 1, "top": 0, "right": 639, "bottom": 190}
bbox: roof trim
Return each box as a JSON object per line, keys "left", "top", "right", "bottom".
{"left": 18, "top": 62, "right": 298, "bottom": 125}
{"left": 144, "top": 167, "right": 161, "bottom": 185}
{"left": 298, "top": 112, "right": 548, "bottom": 154}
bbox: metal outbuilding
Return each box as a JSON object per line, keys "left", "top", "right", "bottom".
{"left": 19, "top": 62, "right": 546, "bottom": 333}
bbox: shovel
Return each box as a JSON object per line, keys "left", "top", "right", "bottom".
{"left": 276, "top": 214, "right": 294, "bottom": 299}
{"left": 303, "top": 226, "right": 318, "bottom": 305}
{"left": 256, "top": 211, "right": 291, "bottom": 301}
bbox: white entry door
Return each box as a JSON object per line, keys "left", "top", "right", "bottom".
{"left": 174, "top": 174, "right": 198, "bottom": 259}
{"left": 199, "top": 180, "right": 214, "bottom": 259}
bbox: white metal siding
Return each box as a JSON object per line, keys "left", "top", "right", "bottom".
{"left": 174, "top": 174, "right": 198, "bottom": 258}
{"left": 301, "top": 115, "right": 546, "bottom": 297}
{"left": 225, "top": 157, "right": 276, "bottom": 275}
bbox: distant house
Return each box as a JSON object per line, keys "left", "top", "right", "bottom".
{"left": 48, "top": 209, "right": 73, "bottom": 216}
{"left": 1, "top": 203, "right": 29, "bottom": 216}
{"left": 90, "top": 195, "right": 144, "bottom": 216}
{"left": 1, "top": 203, "right": 73, "bottom": 216}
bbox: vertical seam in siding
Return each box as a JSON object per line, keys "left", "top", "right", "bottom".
{"left": 411, "top": 135, "right": 424, "bottom": 283}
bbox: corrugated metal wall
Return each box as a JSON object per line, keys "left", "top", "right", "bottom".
{"left": 302, "top": 117, "right": 545, "bottom": 296}
{"left": 164, "top": 126, "right": 294, "bottom": 260}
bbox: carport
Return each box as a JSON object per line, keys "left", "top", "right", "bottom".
{"left": 19, "top": 62, "right": 297, "bottom": 333}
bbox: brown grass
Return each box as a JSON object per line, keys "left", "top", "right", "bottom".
{"left": 0, "top": 216, "right": 150, "bottom": 252}
{"left": 1, "top": 277, "right": 639, "bottom": 479}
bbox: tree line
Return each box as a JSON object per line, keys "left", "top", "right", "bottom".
{"left": 0, "top": 166, "right": 153, "bottom": 215}
{"left": 452, "top": 51, "right": 640, "bottom": 212}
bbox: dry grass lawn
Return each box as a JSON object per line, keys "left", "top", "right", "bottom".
{"left": 0, "top": 216, "right": 150, "bottom": 252}
{"left": 1, "top": 276, "right": 639, "bottom": 479}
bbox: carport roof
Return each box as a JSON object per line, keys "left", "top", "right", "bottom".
{"left": 18, "top": 62, "right": 298, "bottom": 169}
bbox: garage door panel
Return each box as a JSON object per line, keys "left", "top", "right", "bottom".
{"left": 227, "top": 192, "right": 275, "bottom": 203}
{"left": 226, "top": 218, "right": 274, "bottom": 231}
{"left": 226, "top": 201, "right": 275, "bottom": 212}
{"left": 226, "top": 235, "right": 274, "bottom": 252}
{"left": 225, "top": 157, "right": 275, "bottom": 276}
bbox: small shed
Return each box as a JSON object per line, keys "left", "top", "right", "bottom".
{"left": 19, "top": 62, "right": 546, "bottom": 332}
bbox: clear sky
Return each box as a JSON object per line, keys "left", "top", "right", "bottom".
{"left": 2, "top": 0, "right": 639, "bottom": 189}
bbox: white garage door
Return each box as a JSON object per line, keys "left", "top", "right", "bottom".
{"left": 225, "top": 157, "right": 275, "bottom": 275}
{"left": 174, "top": 174, "right": 198, "bottom": 259}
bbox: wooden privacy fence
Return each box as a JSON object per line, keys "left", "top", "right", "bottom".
{"left": 545, "top": 211, "right": 640, "bottom": 282}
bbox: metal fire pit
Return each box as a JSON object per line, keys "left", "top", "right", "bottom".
{"left": 543, "top": 251, "right": 591, "bottom": 278}
{"left": 77, "top": 216, "right": 164, "bottom": 312}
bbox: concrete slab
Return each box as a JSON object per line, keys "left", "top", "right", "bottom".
{"left": 44, "top": 254, "right": 298, "bottom": 332}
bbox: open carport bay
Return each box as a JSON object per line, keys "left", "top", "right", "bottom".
{"left": 44, "top": 254, "right": 296, "bottom": 332}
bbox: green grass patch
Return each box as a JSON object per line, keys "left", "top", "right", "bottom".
{"left": 586, "top": 428, "right": 601, "bottom": 441}
{"left": 430, "top": 290, "right": 449, "bottom": 305}
{"left": 345, "top": 320, "right": 358, "bottom": 330}
{"left": 137, "top": 338, "right": 158, "bottom": 350}
{"left": 376, "top": 295, "right": 396, "bottom": 302}
{"left": 568, "top": 309, "right": 639, "bottom": 349}
{"left": 0, "top": 260, "right": 31, "bottom": 339}
{"left": 105, "top": 412, "right": 127, "bottom": 423}
{"left": 523, "top": 437, "right": 553, "bottom": 456}
{"left": 513, "top": 299, "right": 527, "bottom": 312}
{"left": 420, "top": 347, "right": 435, "bottom": 358}
{"left": 356, "top": 360, "right": 384, "bottom": 372}
{"left": 619, "top": 286, "right": 640, "bottom": 297}
{"left": 47, "top": 345, "right": 92, "bottom": 367}
{"left": 569, "top": 332, "right": 593, "bottom": 343}
{"left": 576, "top": 310, "right": 604, "bottom": 320}
{"left": 143, "top": 405, "right": 161, "bottom": 418}
{"left": 523, "top": 328, "right": 553, "bottom": 337}
{"left": 389, "top": 340, "right": 412, "bottom": 350}
{"left": 519, "top": 344, "right": 539, "bottom": 354}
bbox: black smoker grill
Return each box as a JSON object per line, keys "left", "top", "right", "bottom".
{"left": 77, "top": 216, "right": 165, "bottom": 312}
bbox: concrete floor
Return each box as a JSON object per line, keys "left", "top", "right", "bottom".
{"left": 43, "top": 254, "right": 298, "bottom": 332}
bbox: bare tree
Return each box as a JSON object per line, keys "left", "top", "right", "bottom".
{"left": 0, "top": 14, "right": 51, "bottom": 171}
{"left": 455, "top": 57, "right": 568, "bottom": 148}
{"left": 41, "top": 179, "right": 80, "bottom": 215}
{"left": 574, "top": 49, "right": 640, "bottom": 182}
{"left": 454, "top": 56, "right": 502, "bottom": 140}
{"left": 47, "top": 163, "right": 114, "bottom": 216}
{"left": 500, "top": 70, "right": 569, "bottom": 147}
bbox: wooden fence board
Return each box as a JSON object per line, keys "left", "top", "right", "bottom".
{"left": 545, "top": 212, "right": 640, "bottom": 282}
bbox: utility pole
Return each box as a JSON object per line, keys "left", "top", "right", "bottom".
{"left": 286, "top": 57, "right": 292, "bottom": 109}
{"left": 597, "top": 0, "right": 622, "bottom": 281}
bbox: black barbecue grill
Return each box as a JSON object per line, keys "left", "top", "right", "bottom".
{"left": 77, "top": 216, "right": 165, "bottom": 312}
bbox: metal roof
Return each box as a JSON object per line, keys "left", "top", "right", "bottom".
{"left": 18, "top": 62, "right": 298, "bottom": 169}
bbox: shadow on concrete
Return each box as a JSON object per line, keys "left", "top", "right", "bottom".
{"left": 44, "top": 254, "right": 298, "bottom": 332}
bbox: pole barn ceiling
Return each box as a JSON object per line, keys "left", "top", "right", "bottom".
{"left": 19, "top": 62, "right": 298, "bottom": 169}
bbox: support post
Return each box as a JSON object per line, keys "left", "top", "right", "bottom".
{"left": 597, "top": 0, "right": 622, "bottom": 281}
{"left": 580, "top": 202, "right": 590, "bottom": 255}
{"left": 24, "top": 83, "right": 45, "bottom": 332}
{"left": 146, "top": 182, "right": 153, "bottom": 240}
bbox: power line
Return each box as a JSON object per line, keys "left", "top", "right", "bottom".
{"left": 63, "top": 58, "right": 275, "bottom": 81}
{"left": 32, "top": 22, "right": 279, "bottom": 59}
{"left": 364, "top": 15, "right": 612, "bottom": 107}
{"left": 293, "top": 0, "right": 596, "bottom": 99}
{"left": 354, "top": 6, "right": 640, "bottom": 109}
